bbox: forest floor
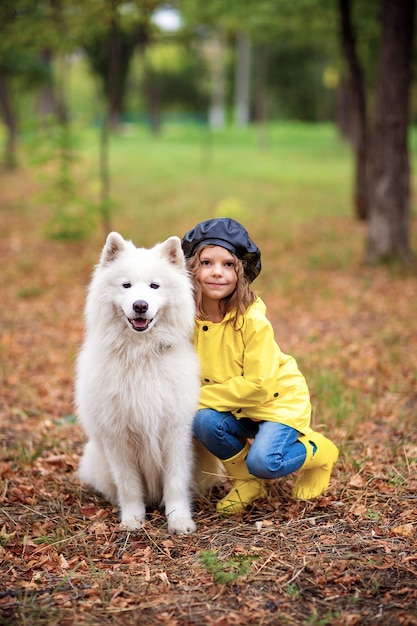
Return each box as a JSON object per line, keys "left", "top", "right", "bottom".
{"left": 1, "top": 166, "right": 417, "bottom": 626}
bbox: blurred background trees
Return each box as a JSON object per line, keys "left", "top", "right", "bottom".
{"left": 0, "top": 0, "right": 415, "bottom": 263}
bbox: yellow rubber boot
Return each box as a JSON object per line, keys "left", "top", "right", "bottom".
{"left": 292, "top": 432, "right": 339, "bottom": 500}
{"left": 217, "top": 442, "right": 267, "bottom": 514}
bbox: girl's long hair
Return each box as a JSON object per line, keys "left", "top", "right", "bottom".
{"left": 187, "top": 245, "right": 256, "bottom": 328}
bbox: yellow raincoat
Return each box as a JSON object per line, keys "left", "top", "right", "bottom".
{"left": 193, "top": 297, "right": 313, "bottom": 435}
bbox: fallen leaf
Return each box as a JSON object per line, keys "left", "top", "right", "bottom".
{"left": 59, "top": 553, "right": 70, "bottom": 569}
{"left": 392, "top": 524, "right": 414, "bottom": 537}
{"left": 0, "top": 525, "right": 16, "bottom": 544}
{"left": 351, "top": 504, "right": 367, "bottom": 516}
{"left": 158, "top": 571, "right": 170, "bottom": 586}
{"left": 349, "top": 474, "right": 365, "bottom": 488}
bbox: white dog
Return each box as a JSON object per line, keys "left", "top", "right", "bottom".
{"left": 76, "top": 232, "right": 218, "bottom": 534}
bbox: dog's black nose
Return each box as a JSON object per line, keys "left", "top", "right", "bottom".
{"left": 133, "top": 300, "right": 148, "bottom": 314}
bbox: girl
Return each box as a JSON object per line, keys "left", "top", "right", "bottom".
{"left": 181, "top": 217, "right": 339, "bottom": 514}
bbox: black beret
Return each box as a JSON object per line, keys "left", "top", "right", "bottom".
{"left": 181, "top": 218, "right": 261, "bottom": 282}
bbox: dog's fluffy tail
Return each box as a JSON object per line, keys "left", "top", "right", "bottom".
{"left": 78, "top": 440, "right": 118, "bottom": 505}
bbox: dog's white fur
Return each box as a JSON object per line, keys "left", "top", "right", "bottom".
{"left": 76, "top": 232, "right": 218, "bottom": 534}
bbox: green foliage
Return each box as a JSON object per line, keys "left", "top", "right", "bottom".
{"left": 200, "top": 549, "right": 254, "bottom": 584}
{"left": 17, "top": 286, "right": 43, "bottom": 299}
{"left": 266, "top": 38, "right": 336, "bottom": 121}
{"left": 285, "top": 582, "right": 301, "bottom": 599}
{"left": 141, "top": 41, "right": 209, "bottom": 113}
{"left": 388, "top": 470, "right": 406, "bottom": 487}
{"left": 45, "top": 202, "right": 96, "bottom": 242}
{"left": 181, "top": 0, "right": 340, "bottom": 122}
{"left": 82, "top": 23, "right": 139, "bottom": 109}
{"left": 12, "top": 442, "right": 44, "bottom": 467}
{"left": 307, "top": 610, "right": 340, "bottom": 625}
{"left": 27, "top": 119, "right": 97, "bottom": 241}
{"left": 364, "top": 509, "right": 380, "bottom": 521}
{"left": 307, "top": 368, "right": 368, "bottom": 434}
{"left": 0, "top": 48, "right": 50, "bottom": 88}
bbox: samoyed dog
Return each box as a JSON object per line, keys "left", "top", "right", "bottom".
{"left": 76, "top": 232, "right": 218, "bottom": 534}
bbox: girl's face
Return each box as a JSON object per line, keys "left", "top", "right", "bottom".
{"left": 196, "top": 245, "right": 238, "bottom": 303}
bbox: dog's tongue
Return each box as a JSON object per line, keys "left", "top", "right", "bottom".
{"left": 132, "top": 317, "right": 149, "bottom": 330}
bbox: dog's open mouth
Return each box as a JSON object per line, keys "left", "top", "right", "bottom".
{"left": 129, "top": 316, "right": 153, "bottom": 332}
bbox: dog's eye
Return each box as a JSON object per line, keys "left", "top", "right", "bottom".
{"left": 122, "top": 283, "right": 132, "bottom": 289}
{"left": 150, "top": 283, "right": 159, "bottom": 290}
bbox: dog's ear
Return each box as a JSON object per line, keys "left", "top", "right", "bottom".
{"left": 157, "top": 236, "right": 185, "bottom": 268}
{"left": 100, "top": 232, "right": 127, "bottom": 265}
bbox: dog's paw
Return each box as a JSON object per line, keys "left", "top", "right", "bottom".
{"left": 120, "top": 514, "right": 146, "bottom": 531}
{"left": 167, "top": 517, "right": 196, "bottom": 535}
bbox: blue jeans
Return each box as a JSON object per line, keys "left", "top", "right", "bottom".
{"left": 193, "top": 409, "right": 307, "bottom": 479}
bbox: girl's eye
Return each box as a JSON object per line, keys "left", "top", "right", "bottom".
{"left": 201, "top": 260, "right": 211, "bottom": 266}
{"left": 225, "top": 262, "right": 234, "bottom": 268}
{"left": 122, "top": 283, "right": 131, "bottom": 289}
{"left": 150, "top": 282, "right": 159, "bottom": 290}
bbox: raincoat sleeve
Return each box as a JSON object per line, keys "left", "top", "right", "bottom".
{"left": 198, "top": 311, "right": 279, "bottom": 412}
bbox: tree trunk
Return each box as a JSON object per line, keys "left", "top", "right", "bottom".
{"left": 208, "top": 30, "right": 226, "bottom": 129}
{"left": 99, "top": 116, "right": 112, "bottom": 236}
{"left": 339, "top": 0, "right": 368, "bottom": 221}
{"left": 37, "top": 50, "right": 56, "bottom": 120}
{"left": 336, "top": 80, "right": 352, "bottom": 142}
{"left": 234, "top": 31, "right": 251, "bottom": 126}
{"left": 108, "top": 1, "right": 122, "bottom": 128}
{"left": 96, "top": 0, "right": 120, "bottom": 236}
{"left": 366, "top": 0, "right": 415, "bottom": 264}
{"left": 50, "top": 0, "right": 68, "bottom": 125}
{"left": 0, "top": 74, "right": 18, "bottom": 168}
{"left": 143, "top": 58, "right": 162, "bottom": 134}
{"left": 253, "top": 44, "right": 269, "bottom": 149}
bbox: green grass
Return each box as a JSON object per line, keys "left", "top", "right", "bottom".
{"left": 106, "top": 123, "right": 351, "bottom": 219}
{"left": 200, "top": 549, "right": 255, "bottom": 585}
{"left": 21, "top": 121, "right": 353, "bottom": 244}
{"left": 16, "top": 121, "right": 417, "bottom": 255}
{"left": 18, "top": 119, "right": 368, "bottom": 302}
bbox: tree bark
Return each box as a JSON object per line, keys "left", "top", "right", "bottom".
{"left": 366, "top": 0, "right": 415, "bottom": 264}
{"left": 338, "top": 0, "right": 368, "bottom": 221}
